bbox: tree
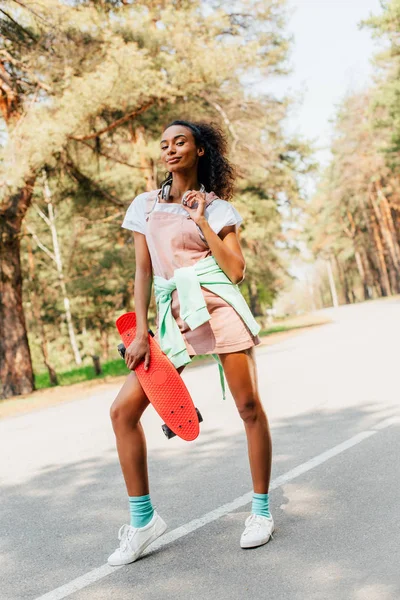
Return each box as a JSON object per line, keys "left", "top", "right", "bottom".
{"left": 306, "top": 91, "right": 400, "bottom": 304}
{"left": 1, "top": 0, "right": 299, "bottom": 397}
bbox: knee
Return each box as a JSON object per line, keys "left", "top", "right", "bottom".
{"left": 110, "top": 401, "right": 122, "bottom": 429}
{"left": 237, "top": 395, "right": 263, "bottom": 424}
{"left": 110, "top": 400, "right": 138, "bottom": 432}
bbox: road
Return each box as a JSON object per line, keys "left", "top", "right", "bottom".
{"left": 1, "top": 298, "right": 400, "bottom": 600}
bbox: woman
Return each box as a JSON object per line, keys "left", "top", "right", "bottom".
{"left": 108, "top": 120, "right": 273, "bottom": 566}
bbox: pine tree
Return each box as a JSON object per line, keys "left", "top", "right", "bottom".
{"left": 1, "top": 0, "right": 307, "bottom": 397}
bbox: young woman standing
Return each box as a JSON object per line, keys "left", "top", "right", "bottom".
{"left": 108, "top": 121, "right": 273, "bottom": 566}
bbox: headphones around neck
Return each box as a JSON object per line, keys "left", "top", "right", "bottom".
{"left": 161, "top": 177, "right": 172, "bottom": 202}
{"left": 161, "top": 177, "right": 205, "bottom": 204}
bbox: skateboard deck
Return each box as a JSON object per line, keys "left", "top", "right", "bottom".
{"left": 116, "top": 312, "right": 201, "bottom": 441}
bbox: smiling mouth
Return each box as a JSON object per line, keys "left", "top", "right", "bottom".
{"left": 167, "top": 157, "right": 181, "bottom": 164}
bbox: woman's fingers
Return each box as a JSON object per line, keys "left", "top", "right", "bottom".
{"left": 197, "top": 193, "right": 206, "bottom": 209}
{"left": 182, "top": 191, "right": 206, "bottom": 222}
{"left": 125, "top": 350, "right": 150, "bottom": 371}
{"left": 125, "top": 355, "right": 135, "bottom": 371}
{"left": 183, "top": 190, "right": 205, "bottom": 208}
{"left": 125, "top": 351, "right": 139, "bottom": 371}
{"left": 144, "top": 350, "right": 151, "bottom": 371}
{"left": 182, "top": 191, "right": 196, "bottom": 207}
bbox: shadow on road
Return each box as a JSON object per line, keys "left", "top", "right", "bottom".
{"left": 1, "top": 402, "right": 399, "bottom": 600}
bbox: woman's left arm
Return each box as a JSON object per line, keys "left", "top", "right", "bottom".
{"left": 182, "top": 191, "right": 246, "bottom": 284}
{"left": 198, "top": 220, "right": 245, "bottom": 284}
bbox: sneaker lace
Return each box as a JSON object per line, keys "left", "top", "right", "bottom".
{"left": 244, "top": 514, "right": 274, "bottom": 538}
{"left": 117, "top": 524, "right": 132, "bottom": 552}
{"left": 245, "top": 514, "right": 262, "bottom": 529}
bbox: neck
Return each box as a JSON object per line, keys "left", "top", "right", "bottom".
{"left": 169, "top": 172, "right": 201, "bottom": 202}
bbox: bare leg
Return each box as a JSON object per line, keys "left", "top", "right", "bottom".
{"left": 110, "top": 372, "right": 151, "bottom": 496}
{"left": 219, "top": 348, "right": 272, "bottom": 493}
{"left": 110, "top": 366, "right": 186, "bottom": 497}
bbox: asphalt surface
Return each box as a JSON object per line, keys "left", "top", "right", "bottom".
{"left": 1, "top": 298, "right": 400, "bottom": 600}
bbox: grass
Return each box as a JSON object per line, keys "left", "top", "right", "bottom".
{"left": 34, "top": 358, "right": 129, "bottom": 390}
{"left": 0, "top": 312, "right": 332, "bottom": 419}
{"left": 32, "top": 313, "right": 330, "bottom": 391}
{"left": 33, "top": 354, "right": 215, "bottom": 390}
{"left": 259, "top": 322, "right": 324, "bottom": 336}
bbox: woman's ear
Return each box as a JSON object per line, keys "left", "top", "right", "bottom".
{"left": 197, "top": 147, "right": 205, "bottom": 157}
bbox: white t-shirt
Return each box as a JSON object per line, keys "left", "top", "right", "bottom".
{"left": 121, "top": 191, "right": 243, "bottom": 235}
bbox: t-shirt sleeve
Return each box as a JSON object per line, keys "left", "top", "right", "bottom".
{"left": 206, "top": 199, "right": 243, "bottom": 234}
{"left": 121, "top": 192, "right": 149, "bottom": 234}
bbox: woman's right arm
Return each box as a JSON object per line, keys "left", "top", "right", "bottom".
{"left": 124, "top": 232, "right": 153, "bottom": 371}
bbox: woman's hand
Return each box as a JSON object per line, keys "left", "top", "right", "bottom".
{"left": 181, "top": 190, "right": 207, "bottom": 225}
{"left": 124, "top": 335, "right": 151, "bottom": 371}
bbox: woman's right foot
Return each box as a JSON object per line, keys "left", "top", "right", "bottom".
{"left": 108, "top": 511, "right": 167, "bottom": 566}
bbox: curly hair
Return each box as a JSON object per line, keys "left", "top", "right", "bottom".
{"left": 161, "top": 120, "right": 236, "bottom": 200}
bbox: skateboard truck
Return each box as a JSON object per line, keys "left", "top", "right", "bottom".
{"left": 162, "top": 408, "right": 203, "bottom": 439}
{"left": 117, "top": 342, "right": 203, "bottom": 439}
{"left": 117, "top": 343, "right": 126, "bottom": 359}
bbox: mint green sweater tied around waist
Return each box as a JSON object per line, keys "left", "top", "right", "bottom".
{"left": 153, "top": 256, "right": 260, "bottom": 398}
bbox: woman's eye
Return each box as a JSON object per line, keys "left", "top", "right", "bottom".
{"left": 161, "top": 146, "right": 167, "bottom": 151}
{"left": 177, "top": 141, "right": 184, "bottom": 146}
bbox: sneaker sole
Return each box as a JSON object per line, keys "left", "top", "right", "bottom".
{"left": 240, "top": 527, "right": 275, "bottom": 549}
{"left": 108, "top": 520, "right": 168, "bottom": 566}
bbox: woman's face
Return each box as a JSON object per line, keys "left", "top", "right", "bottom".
{"left": 160, "top": 125, "right": 204, "bottom": 174}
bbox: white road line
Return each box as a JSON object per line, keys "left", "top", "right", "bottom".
{"left": 34, "top": 417, "right": 397, "bottom": 600}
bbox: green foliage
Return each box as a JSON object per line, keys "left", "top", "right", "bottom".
{"left": 305, "top": 6, "right": 400, "bottom": 305}
{"left": 1, "top": 0, "right": 312, "bottom": 376}
{"left": 33, "top": 358, "right": 129, "bottom": 390}
{"left": 363, "top": 0, "right": 400, "bottom": 164}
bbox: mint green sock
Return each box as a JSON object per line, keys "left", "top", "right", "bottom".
{"left": 252, "top": 493, "right": 271, "bottom": 518}
{"left": 129, "top": 494, "right": 154, "bottom": 528}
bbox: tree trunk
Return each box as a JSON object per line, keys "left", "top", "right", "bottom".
{"left": 361, "top": 245, "right": 376, "bottom": 299}
{"left": 317, "top": 285, "right": 325, "bottom": 309}
{"left": 41, "top": 334, "right": 58, "bottom": 386}
{"left": 360, "top": 196, "right": 387, "bottom": 297}
{"left": 135, "top": 126, "right": 158, "bottom": 191}
{"left": 100, "top": 328, "right": 109, "bottom": 361}
{"left": 334, "top": 254, "right": 351, "bottom": 304}
{"left": 248, "top": 280, "right": 263, "bottom": 317}
{"left": 0, "top": 181, "right": 35, "bottom": 398}
{"left": 370, "top": 190, "right": 399, "bottom": 294}
{"left": 354, "top": 249, "right": 370, "bottom": 301}
{"left": 91, "top": 355, "right": 102, "bottom": 375}
{"left": 326, "top": 258, "right": 339, "bottom": 308}
{"left": 305, "top": 277, "right": 317, "bottom": 311}
{"left": 376, "top": 186, "right": 400, "bottom": 292}
{"left": 42, "top": 174, "right": 82, "bottom": 365}
{"left": 26, "top": 236, "right": 58, "bottom": 386}
{"left": 371, "top": 215, "right": 392, "bottom": 296}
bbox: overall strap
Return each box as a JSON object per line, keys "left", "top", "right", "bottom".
{"left": 145, "top": 190, "right": 160, "bottom": 221}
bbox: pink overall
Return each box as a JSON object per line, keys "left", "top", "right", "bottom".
{"left": 145, "top": 191, "right": 260, "bottom": 356}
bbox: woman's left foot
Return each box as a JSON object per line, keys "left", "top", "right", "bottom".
{"left": 240, "top": 514, "right": 274, "bottom": 548}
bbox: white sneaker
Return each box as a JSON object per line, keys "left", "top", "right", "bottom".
{"left": 108, "top": 511, "right": 167, "bottom": 566}
{"left": 240, "top": 513, "right": 274, "bottom": 549}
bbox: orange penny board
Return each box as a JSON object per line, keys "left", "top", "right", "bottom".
{"left": 116, "top": 312, "right": 199, "bottom": 441}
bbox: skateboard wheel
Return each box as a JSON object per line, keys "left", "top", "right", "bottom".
{"left": 162, "top": 410, "right": 202, "bottom": 440}
{"left": 162, "top": 424, "right": 176, "bottom": 439}
{"left": 117, "top": 343, "right": 126, "bottom": 359}
{"left": 196, "top": 408, "right": 203, "bottom": 424}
